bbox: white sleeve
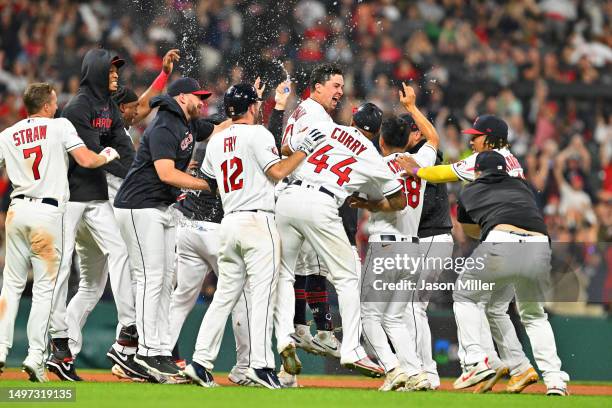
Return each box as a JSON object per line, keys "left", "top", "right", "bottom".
{"left": 253, "top": 127, "right": 281, "bottom": 172}
{"left": 370, "top": 153, "right": 403, "bottom": 197}
{"left": 411, "top": 143, "right": 437, "bottom": 168}
{"left": 61, "top": 118, "right": 85, "bottom": 152}
{"left": 201, "top": 147, "right": 215, "bottom": 179}
{"left": 288, "top": 124, "right": 309, "bottom": 153}
{"left": 451, "top": 152, "right": 477, "bottom": 182}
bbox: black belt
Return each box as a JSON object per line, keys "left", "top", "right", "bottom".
{"left": 14, "top": 194, "right": 58, "bottom": 207}
{"left": 291, "top": 180, "right": 335, "bottom": 199}
{"left": 380, "top": 234, "right": 419, "bottom": 243}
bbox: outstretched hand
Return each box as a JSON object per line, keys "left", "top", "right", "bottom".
{"left": 274, "top": 80, "right": 291, "bottom": 109}
{"left": 254, "top": 77, "right": 265, "bottom": 100}
{"left": 162, "top": 49, "right": 180, "bottom": 74}
{"left": 396, "top": 154, "right": 419, "bottom": 177}
{"left": 399, "top": 82, "right": 416, "bottom": 109}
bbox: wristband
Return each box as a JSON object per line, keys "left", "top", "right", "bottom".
{"left": 412, "top": 167, "right": 420, "bottom": 176}
{"left": 152, "top": 70, "right": 169, "bottom": 91}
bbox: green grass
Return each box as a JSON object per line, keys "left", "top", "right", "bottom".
{"left": 0, "top": 380, "right": 610, "bottom": 408}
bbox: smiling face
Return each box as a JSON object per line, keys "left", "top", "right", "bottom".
{"left": 184, "top": 93, "right": 204, "bottom": 120}
{"left": 469, "top": 134, "right": 487, "bottom": 152}
{"left": 313, "top": 74, "right": 344, "bottom": 113}
{"left": 108, "top": 65, "right": 119, "bottom": 92}
{"left": 120, "top": 101, "right": 139, "bottom": 127}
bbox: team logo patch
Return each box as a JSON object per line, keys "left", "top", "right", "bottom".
{"left": 181, "top": 133, "right": 193, "bottom": 150}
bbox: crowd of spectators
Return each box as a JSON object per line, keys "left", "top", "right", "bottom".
{"left": 0, "top": 0, "right": 611, "bottom": 309}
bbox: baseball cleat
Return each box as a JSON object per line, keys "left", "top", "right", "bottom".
{"left": 378, "top": 367, "right": 409, "bottom": 391}
{"left": 245, "top": 368, "right": 282, "bottom": 389}
{"left": 311, "top": 330, "right": 341, "bottom": 359}
{"left": 46, "top": 356, "right": 82, "bottom": 381}
{"left": 399, "top": 372, "right": 431, "bottom": 392}
{"left": 280, "top": 343, "right": 302, "bottom": 375}
{"left": 343, "top": 357, "right": 384, "bottom": 378}
{"left": 427, "top": 373, "right": 441, "bottom": 390}
{"left": 107, "top": 347, "right": 151, "bottom": 381}
{"left": 228, "top": 366, "right": 257, "bottom": 387}
{"left": 506, "top": 367, "right": 538, "bottom": 394}
{"left": 290, "top": 324, "right": 318, "bottom": 354}
{"left": 474, "top": 365, "right": 510, "bottom": 394}
{"left": 133, "top": 355, "right": 179, "bottom": 377}
{"left": 278, "top": 366, "right": 298, "bottom": 388}
{"left": 111, "top": 364, "right": 147, "bottom": 382}
{"left": 174, "top": 359, "right": 187, "bottom": 370}
{"left": 182, "top": 362, "right": 217, "bottom": 388}
{"left": 453, "top": 358, "right": 495, "bottom": 390}
{"left": 546, "top": 384, "right": 569, "bottom": 396}
{"left": 23, "top": 357, "right": 49, "bottom": 383}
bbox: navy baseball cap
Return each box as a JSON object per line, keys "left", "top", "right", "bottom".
{"left": 399, "top": 113, "right": 419, "bottom": 132}
{"left": 352, "top": 102, "right": 383, "bottom": 133}
{"left": 112, "top": 86, "right": 138, "bottom": 105}
{"left": 463, "top": 115, "right": 508, "bottom": 140}
{"left": 111, "top": 56, "right": 125, "bottom": 68}
{"left": 168, "top": 77, "right": 212, "bottom": 99}
{"left": 475, "top": 151, "right": 507, "bottom": 174}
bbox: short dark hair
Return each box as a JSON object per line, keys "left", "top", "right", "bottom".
{"left": 23, "top": 83, "right": 54, "bottom": 115}
{"left": 381, "top": 116, "right": 410, "bottom": 148}
{"left": 309, "top": 63, "right": 343, "bottom": 90}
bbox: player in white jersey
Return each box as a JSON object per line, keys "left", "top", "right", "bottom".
{"left": 182, "top": 84, "right": 325, "bottom": 389}
{"left": 399, "top": 115, "right": 545, "bottom": 392}
{"left": 275, "top": 102, "right": 406, "bottom": 378}
{"left": 280, "top": 64, "right": 344, "bottom": 363}
{"left": 355, "top": 84, "right": 439, "bottom": 391}
{"left": 0, "top": 83, "right": 119, "bottom": 382}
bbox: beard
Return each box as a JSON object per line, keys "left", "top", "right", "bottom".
{"left": 188, "top": 102, "right": 201, "bottom": 119}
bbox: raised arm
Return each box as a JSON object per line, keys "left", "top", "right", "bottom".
{"left": 399, "top": 82, "right": 439, "bottom": 150}
{"left": 132, "top": 49, "right": 180, "bottom": 123}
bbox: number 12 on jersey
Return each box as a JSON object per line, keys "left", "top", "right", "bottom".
{"left": 220, "top": 157, "right": 244, "bottom": 193}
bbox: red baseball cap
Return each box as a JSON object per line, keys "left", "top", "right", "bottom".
{"left": 463, "top": 115, "right": 508, "bottom": 140}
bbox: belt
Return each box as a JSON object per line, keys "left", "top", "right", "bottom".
{"left": 370, "top": 233, "right": 419, "bottom": 243}
{"left": 486, "top": 230, "right": 549, "bottom": 243}
{"left": 290, "top": 180, "right": 335, "bottom": 199}
{"left": 14, "top": 194, "right": 58, "bottom": 207}
{"left": 229, "top": 209, "right": 274, "bottom": 215}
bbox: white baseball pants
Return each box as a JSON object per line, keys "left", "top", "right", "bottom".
{"left": 275, "top": 187, "right": 367, "bottom": 365}
{"left": 361, "top": 238, "right": 422, "bottom": 375}
{"left": 404, "top": 233, "right": 453, "bottom": 382}
{"left": 49, "top": 201, "right": 132, "bottom": 343}
{"left": 115, "top": 206, "right": 176, "bottom": 357}
{"left": 453, "top": 231, "right": 569, "bottom": 386}
{"left": 168, "top": 218, "right": 251, "bottom": 368}
{"left": 192, "top": 211, "right": 279, "bottom": 370}
{"left": 0, "top": 200, "right": 63, "bottom": 365}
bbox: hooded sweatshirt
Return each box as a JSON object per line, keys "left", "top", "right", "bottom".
{"left": 114, "top": 94, "right": 214, "bottom": 209}
{"left": 62, "top": 48, "right": 134, "bottom": 202}
{"left": 457, "top": 172, "right": 548, "bottom": 240}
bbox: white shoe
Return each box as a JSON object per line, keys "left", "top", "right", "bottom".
{"left": 228, "top": 366, "right": 257, "bottom": 386}
{"left": 378, "top": 367, "right": 409, "bottom": 391}
{"left": 311, "top": 330, "right": 341, "bottom": 359}
{"left": 453, "top": 358, "right": 495, "bottom": 389}
{"left": 290, "top": 324, "right": 318, "bottom": 354}
{"left": 427, "top": 373, "right": 440, "bottom": 390}
{"left": 22, "top": 357, "right": 48, "bottom": 383}
{"left": 399, "top": 372, "right": 431, "bottom": 391}
{"left": 0, "top": 347, "right": 7, "bottom": 374}
{"left": 546, "top": 385, "right": 569, "bottom": 396}
{"left": 278, "top": 366, "right": 298, "bottom": 388}
{"left": 343, "top": 356, "right": 384, "bottom": 378}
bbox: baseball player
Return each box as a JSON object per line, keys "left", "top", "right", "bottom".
{"left": 399, "top": 115, "right": 537, "bottom": 392}
{"left": 64, "top": 50, "right": 180, "bottom": 383}
{"left": 400, "top": 111, "right": 453, "bottom": 391}
{"left": 455, "top": 151, "right": 569, "bottom": 396}
{"left": 182, "top": 83, "right": 325, "bottom": 389}
{"left": 275, "top": 102, "right": 406, "bottom": 378}
{"left": 0, "top": 83, "right": 119, "bottom": 382}
{"left": 114, "top": 77, "right": 218, "bottom": 377}
{"left": 356, "top": 84, "right": 439, "bottom": 392}
{"left": 280, "top": 64, "right": 344, "bottom": 359}
{"left": 47, "top": 49, "right": 135, "bottom": 381}
{"left": 168, "top": 79, "right": 290, "bottom": 387}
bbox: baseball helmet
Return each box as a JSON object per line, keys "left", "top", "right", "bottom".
{"left": 353, "top": 102, "right": 383, "bottom": 133}
{"left": 224, "top": 83, "right": 258, "bottom": 118}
